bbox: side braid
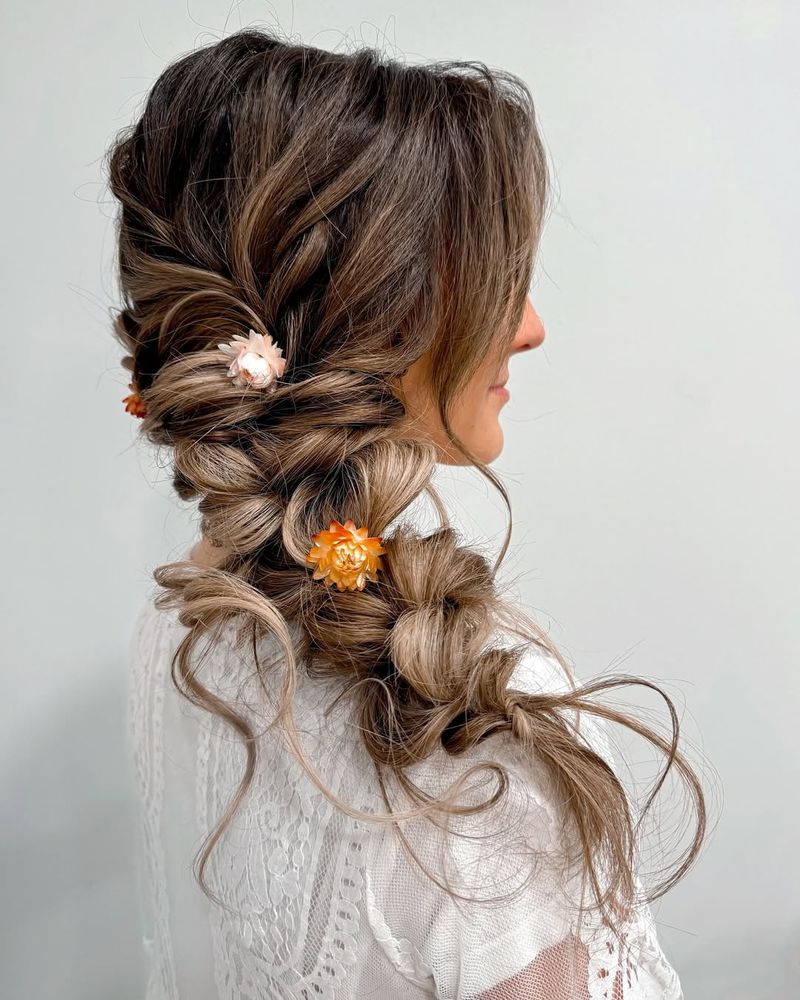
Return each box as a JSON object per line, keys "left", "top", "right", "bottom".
{"left": 108, "top": 27, "right": 708, "bottom": 925}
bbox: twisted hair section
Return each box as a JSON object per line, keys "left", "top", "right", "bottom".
{"left": 106, "top": 28, "right": 706, "bottom": 926}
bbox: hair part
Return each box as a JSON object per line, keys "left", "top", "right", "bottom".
{"left": 106, "top": 27, "right": 706, "bottom": 931}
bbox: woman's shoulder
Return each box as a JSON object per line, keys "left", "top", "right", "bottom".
{"left": 366, "top": 643, "right": 578, "bottom": 895}
{"left": 360, "top": 643, "right": 680, "bottom": 999}
{"left": 126, "top": 577, "right": 368, "bottom": 778}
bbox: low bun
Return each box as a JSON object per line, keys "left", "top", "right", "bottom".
{"left": 390, "top": 603, "right": 475, "bottom": 704}
{"left": 199, "top": 491, "right": 286, "bottom": 553}
{"left": 385, "top": 528, "right": 495, "bottom": 703}
{"left": 173, "top": 441, "right": 266, "bottom": 497}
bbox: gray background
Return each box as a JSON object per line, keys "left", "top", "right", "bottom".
{"left": 2, "top": 1, "right": 798, "bottom": 997}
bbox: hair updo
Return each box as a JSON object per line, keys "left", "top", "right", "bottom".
{"left": 106, "top": 28, "right": 705, "bottom": 926}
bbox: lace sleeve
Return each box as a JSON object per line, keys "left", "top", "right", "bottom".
{"left": 361, "top": 651, "right": 684, "bottom": 1000}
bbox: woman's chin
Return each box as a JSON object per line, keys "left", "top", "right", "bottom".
{"left": 476, "top": 422, "right": 504, "bottom": 465}
{"left": 425, "top": 410, "right": 506, "bottom": 466}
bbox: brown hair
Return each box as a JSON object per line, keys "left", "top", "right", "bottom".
{"left": 106, "top": 28, "right": 705, "bottom": 928}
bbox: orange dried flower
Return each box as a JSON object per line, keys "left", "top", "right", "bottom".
{"left": 305, "top": 518, "right": 386, "bottom": 591}
{"left": 122, "top": 382, "right": 147, "bottom": 419}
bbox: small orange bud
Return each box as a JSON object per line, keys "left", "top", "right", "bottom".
{"left": 305, "top": 518, "right": 386, "bottom": 591}
{"left": 122, "top": 382, "right": 147, "bottom": 419}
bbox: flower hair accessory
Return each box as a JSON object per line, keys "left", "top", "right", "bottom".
{"left": 217, "top": 328, "right": 287, "bottom": 389}
{"left": 305, "top": 518, "right": 386, "bottom": 592}
{"left": 122, "top": 381, "right": 147, "bottom": 419}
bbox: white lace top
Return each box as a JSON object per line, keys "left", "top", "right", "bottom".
{"left": 127, "top": 571, "right": 684, "bottom": 1000}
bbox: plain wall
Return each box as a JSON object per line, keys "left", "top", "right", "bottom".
{"left": 1, "top": 1, "right": 797, "bottom": 997}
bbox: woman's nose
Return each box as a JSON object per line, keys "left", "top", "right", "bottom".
{"left": 512, "top": 298, "right": 546, "bottom": 353}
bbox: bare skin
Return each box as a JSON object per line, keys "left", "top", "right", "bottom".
{"left": 190, "top": 297, "right": 546, "bottom": 567}
{"left": 394, "top": 296, "right": 545, "bottom": 466}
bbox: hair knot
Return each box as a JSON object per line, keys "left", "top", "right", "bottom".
{"left": 506, "top": 697, "right": 533, "bottom": 745}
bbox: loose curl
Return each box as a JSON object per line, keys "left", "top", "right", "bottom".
{"left": 106, "top": 28, "right": 706, "bottom": 929}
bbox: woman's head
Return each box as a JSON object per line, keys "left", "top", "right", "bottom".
{"left": 111, "top": 30, "right": 550, "bottom": 464}
{"left": 107, "top": 28, "right": 704, "bottom": 924}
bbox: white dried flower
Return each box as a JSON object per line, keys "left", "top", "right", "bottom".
{"left": 217, "top": 328, "right": 287, "bottom": 389}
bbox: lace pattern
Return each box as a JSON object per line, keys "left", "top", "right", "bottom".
{"left": 127, "top": 591, "right": 684, "bottom": 999}
{"left": 193, "top": 624, "right": 380, "bottom": 998}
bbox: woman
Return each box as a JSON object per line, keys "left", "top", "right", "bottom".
{"left": 110, "top": 28, "right": 706, "bottom": 999}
